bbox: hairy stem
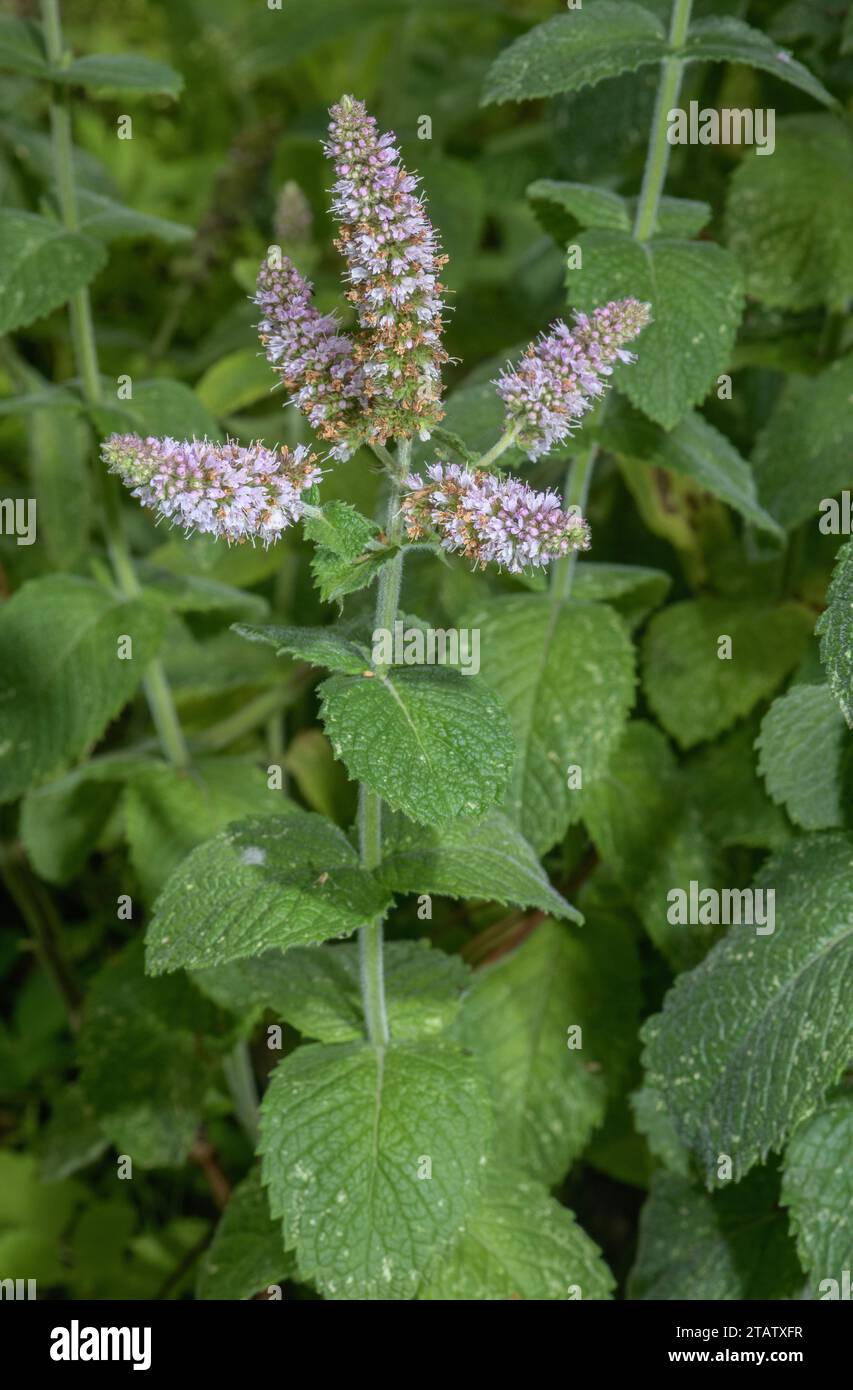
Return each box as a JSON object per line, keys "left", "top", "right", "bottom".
{"left": 550, "top": 439, "right": 600, "bottom": 602}
{"left": 472, "top": 423, "right": 521, "bottom": 471}
{"left": 632, "top": 0, "right": 694, "bottom": 241}
{"left": 40, "top": 0, "right": 189, "bottom": 769}
{"left": 357, "top": 439, "right": 410, "bottom": 1047}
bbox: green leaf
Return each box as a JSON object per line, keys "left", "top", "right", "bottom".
{"left": 641, "top": 832, "right": 853, "bottom": 1185}
{"left": 380, "top": 808, "right": 581, "bottom": 923}
{"left": 196, "top": 940, "right": 471, "bottom": 1044}
{"left": 781, "top": 1092, "right": 853, "bottom": 1288}
{"left": 682, "top": 18, "right": 836, "bottom": 107}
{"left": 0, "top": 576, "right": 164, "bottom": 803}
{"left": 146, "top": 810, "right": 391, "bottom": 975}
{"left": 0, "top": 16, "right": 47, "bottom": 77}
{"left": 482, "top": 4, "right": 667, "bottom": 105}
{"left": 259, "top": 1039, "right": 491, "bottom": 1300}
{"left": 39, "top": 1086, "right": 110, "bottom": 1182}
{"left": 233, "top": 622, "right": 370, "bottom": 675}
{"left": 53, "top": 53, "right": 183, "bottom": 99}
{"left": 603, "top": 404, "right": 784, "bottom": 538}
{"left": 469, "top": 595, "right": 635, "bottom": 853}
{"left": 725, "top": 117, "right": 853, "bottom": 312}
{"left": 80, "top": 941, "right": 223, "bottom": 1168}
{"left": 572, "top": 562, "right": 671, "bottom": 627}
{"left": 579, "top": 721, "right": 719, "bottom": 969}
{"left": 137, "top": 564, "right": 268, "bottom": 621}
{"left": 752, "top": 358, "right": 853, "bottom": 531}
{"left": 0, "top": 210, "right": 106, "bottom": 333}
{"left": 305, "top": 497, "right": 393, "bottom": 605}
{"left": 76, "top": 190, "right": 193, "bottom": 244}
{"left": 642, "top": 195, "right": 711, "bottom": 238}
{"left": 196, "top": 349, "right": 276, "bottom": 416}
{"left": 684, "top": 720, "right": 791, "bottom": 853}
{"left": 757, "top": 685, "right": 847, "bottom": 830}
{"left": 641, "top": 599, "right": 813, "bottom": 749}
{"left": 91, "top": 378, "right": 222, "bottom": 442}
{"left": 629, "top": 1167, "right": 804, "bottom": 1300}
{"left": 527, "top": 179, "right": 631, "bottom": 240}
{"left": 421, "top": 1167, "right": 614, "bottom": 1300}
{"left": 319, "top": 667, "right": 515, "bottom": 826}
{"left": 458, "top": 922, "right": 612, "bottom": 1185}
{"left": 817, "top": 538, "right": 853, "bottom": 728}
{"left": 303, "top": 500, "right": 378, "bottom": 558}
{"left": 123, "top": 758, "right": 289, "bottom": 901}
{"left": 567, "top": 231, "right": 744, "bottom": 429}
{"left": 19, "top": 757, "right": 138, "bottom": 886}
{"left": 197, "top": 1170, "right": 295, "bottom": 1300}
{"left": 630, "top": 1085, "right": 691, "bottom": 1179}
{"left": 29, "top": 403, "right": 93, "bottom": 569}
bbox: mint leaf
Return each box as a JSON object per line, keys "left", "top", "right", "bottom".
{"left": 641, "top": 599, "right": 813, "bottom": 749}
{"left": 421, "top": 1167, "right": 614, "bottom": 1300}
{"left": 196, "top": 1170, "right": 295, "bottom": 1300}
{"left": 80, "top": 942, "right": 223, "bottom": 1168}
{"left": 195, "top": 940, "right": 470, "bottom": 1044}
{"left": 527, "top": 179, "right": 631, "bottom": 242}
{"left": 303, "top": 500, "right": 378, "bottom": 558}
{"left": 233, "top": 622, "right": 370, "bottom": 675}
{"left": 0, "top": 16, "right": 47, "bottom": 77}
{"left": 195, "top": 348, "right": 276, "bottom": 415}
{"left": 567, "top": 232, "right": 744, "bottom": 429}
{"left": 319, "top": 667, "right": 514, "bottom": 826}
{"left": 641, "top": 833, "right": 853, "bottom": 1185}
{"left": 781, "top": 1092, "right": 853, "bottom": 1287}
{"left": 259, "top": 1039, "right": 491, "bottom": 1300}
{"left": 470, "top": 595, "right": 635, "bottom": 853}
{"left": 817, "top": 538, "right": 853, "bottom": 728}
{"left": 123, "top": 757, "right": 289, "bottom": 901}
{"left": 573, "top": 562, "right": 671, "bottom": 627}
{"left": 685, "top": 720, "right": 791, "bottom": 853}
{"left": 683, "top": 19, "right": 835, "bottom": 107}
{"left": 483, "top": 5, "right": 667, "bottom": 105}
{"left": 629, "top": 1167, "right": 804, "bottom": 1300}
{"left": 146, "top": 810, "right": 391, "bottom": 975}
{"left": 90, "top": 378, "right": 221, "bottom": 442}
{"left": 579, "top": 722, "right": 719, "bottom": 969}
{"left": 0, "top": 576, "right": 164, "bottom": 803}
{"left": 380, "top": 808, "right": 581, "bottom": 923}
{"left": 76, "top": 190, "right": 192, "bottom": 244}
{"left": 54, "top": 53, "right": 183, "bottom": 99}
{"left": 753, "top": 359, "right": 853, "bottom": 531}
{"left": 458, "top": 922, "right": 611, "bottom": 1185}
{"left": 604, "top": 405, "right": 784, "bottom": 539}
{"left": 0, "top": 210, "right": 106, "bottom": 333}
{"left": 757, "top": 685, "right": 847, "bottom": 830}
{"left": 726, "top": 117, "right": 853, "bottom": 312}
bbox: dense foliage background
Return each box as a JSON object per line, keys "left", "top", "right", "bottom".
{"left": 1, "top": 0, "right": 851, "bottom": 1302}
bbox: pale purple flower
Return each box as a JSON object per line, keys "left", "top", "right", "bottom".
{"left": 102, "top": 434, "right": 321, "bottom": 546}
{"left": 402, "top": 462, "right": 590, "bottom": 574}
{"left": 324, "top": 95, "right": 448, "bottom": 441}
{"left": 496, "top": 298, "right": 652, "bottom": 460}
{"left": 254, "top": 256, "right": 367, "bottom": 460}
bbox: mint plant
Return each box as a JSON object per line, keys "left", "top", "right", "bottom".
{"left": 0, "top": 0, "right": 851, "bottom": 1304}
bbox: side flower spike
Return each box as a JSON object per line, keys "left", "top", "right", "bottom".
{"left": 254, "top": 255, "right": 367, "bottom": 460}
{"left": 325, "top": 95, "right": 448, "bottom": 443}
{"left": 402, "top": 463, "right": 590, "bottom": 574}
{"left": 102, "top": 435, "right": 321, "bottom": 546}
{"left": 495, "top": 298, "right": 652, "bottom": 460}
